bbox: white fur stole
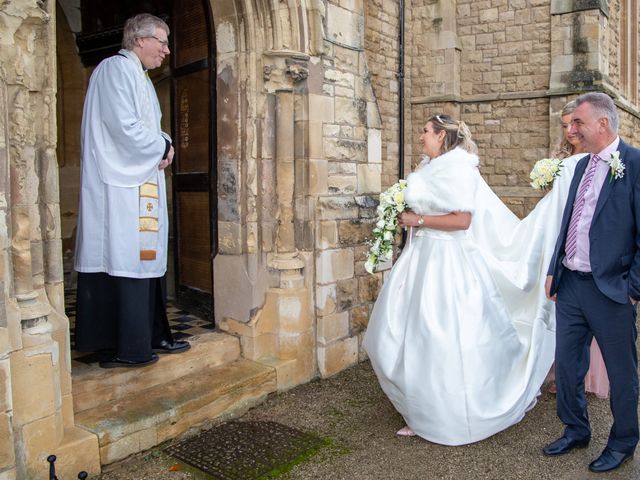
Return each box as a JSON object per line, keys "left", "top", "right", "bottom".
{"left": 404, "top": 147, "right": 480, "bottom": 215}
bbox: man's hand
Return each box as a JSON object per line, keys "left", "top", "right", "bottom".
{"left": 630, "top": 297, "right": 638, "bottom": 306}
{"left": 545, "top": 275, "right": 556, "bottom": 301}
{"left": 159, "top": 145, "right": 175, "bottom": 170}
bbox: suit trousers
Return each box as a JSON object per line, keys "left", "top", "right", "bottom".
{"left": 555, "top": 268, "right": 639, "bottom": 454}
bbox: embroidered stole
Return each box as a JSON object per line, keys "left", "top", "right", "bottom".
{"left": 139, "top": 181, "right": 160, "bottom": 260}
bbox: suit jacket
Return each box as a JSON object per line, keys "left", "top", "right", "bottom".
{"left": 548, "top": 139, "right": 640, "bottom": 304}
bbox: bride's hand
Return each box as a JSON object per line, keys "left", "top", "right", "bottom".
{"left": 398, "top": 211, "right": 420, "bottom": 228}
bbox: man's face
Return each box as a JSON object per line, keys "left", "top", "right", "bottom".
{"left": 568, "top": 102, "right": 607, "bottom": 153}
{"left": 137, "top": 27, "right": 170, "bottom": 70}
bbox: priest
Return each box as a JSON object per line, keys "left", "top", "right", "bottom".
{"left": 74, "top": 13, "right": 189, "bottom": 368}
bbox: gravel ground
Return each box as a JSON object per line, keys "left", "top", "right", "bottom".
{"left": 98, "top": 360, "right": 640, "bottom": 480}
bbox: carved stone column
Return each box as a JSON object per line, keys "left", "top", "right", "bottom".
{"left": 423, "top": 0, "right": 461, "bottom": 98}
{"left": 10, "top": 88, "right": 52, "bottom": 331}
{"left": 269, "top": 89, "right": 305, "bottom": 286}
{"left": 549, "top": 0, "right": 611, "bottom": 94}
{"left": 548, "top": 0, "right": 611, "bottom": 157}
{"left": 0, "top": 70, "right": 18, "bottom": 480}
{"left": 222, "top": 68, "right": 314, "bottom": 391}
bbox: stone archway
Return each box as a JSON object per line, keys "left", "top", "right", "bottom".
{"left": 212, "top": 0, "right": 385, "bottom": 382}
{"left": 1, "top": 0, "right": 385, "bottom": 475}
{"left": 0, "top": 2, "right": 100, "bottom": 478}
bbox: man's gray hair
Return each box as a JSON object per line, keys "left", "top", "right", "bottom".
{"left": 574, "top": 92, "right": 619, "bottom": 133}
{"left": 122, "top": 13, "right": 169, "bottom": 50}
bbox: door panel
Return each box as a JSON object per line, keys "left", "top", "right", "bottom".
{"left": 174, "top": 1, "right": 209, "bottom": 68}
{"left": 171, "top": 0, "right": 216, "bottom": 320}
{"left": 177, "top": 191, "right": 211, "bottom": 292}
{"left": 176, "top": 70, "right": 210, "bottom": 173}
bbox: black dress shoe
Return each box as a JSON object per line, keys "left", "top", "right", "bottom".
{"left": 152, "top": 340, "right": 191, "bottom": 354}
{"left": 542, "top": 436, "right": 590, "bottom": 456}
{"left": 99, "top": 353, "right": 159, "bottom": 369}
{"left": 589, "top": 447, "right": 633, "bottom": 473}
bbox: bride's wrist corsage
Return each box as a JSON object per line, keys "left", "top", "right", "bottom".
{"left": 607, "top": 151, "right": 624, "bottom": 183}
{"left": 365, "top": 180, "right": 408, "bottom": 274}
{"left": 529, "top": 157, "right": 563, "bottom": 191}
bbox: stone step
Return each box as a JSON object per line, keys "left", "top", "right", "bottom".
{"left": 75, "top": 358, "right": 277, "bottom": 465}
{"left": 72, "top": 332, "right": 241, "bottom": 413}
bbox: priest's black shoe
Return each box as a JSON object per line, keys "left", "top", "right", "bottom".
{"left": 152, "top": 340, "right": 191, "bottom": 354}
{"left": 588, "top": 447, "right": 633, "bottom": 473}
{"left": 542, "top": 436, "right": 590, "bottom": 456}
{"left": 99, "top": 353, "right": 159, "bottom": 369}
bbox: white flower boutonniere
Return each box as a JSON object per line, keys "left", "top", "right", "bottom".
{"left": 607, "top": 151, "right": 625, "bottom": 183}
{"left": 529, "top": 157, "right": 563, "bottom": 190}
{"left": 365, "top": 180, "right": 408, "bottom": 274}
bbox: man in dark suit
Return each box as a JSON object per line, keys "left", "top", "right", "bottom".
{"left": 544, "top": 92, "right": 639, "bottom": 473}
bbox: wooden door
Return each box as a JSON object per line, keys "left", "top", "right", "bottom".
{"left": 171, "top": 0, "right": 217, "bottom": 320}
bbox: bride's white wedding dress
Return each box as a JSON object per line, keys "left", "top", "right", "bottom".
{"left": 363, "top": 147, "right": 582, "bottom": 445}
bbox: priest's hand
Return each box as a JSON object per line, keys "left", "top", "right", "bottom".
{"left": 159, "top": 146, "right": 175, "bottom": 170}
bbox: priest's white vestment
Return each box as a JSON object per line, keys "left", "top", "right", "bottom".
{"left": 75, "top": 49, "right": 170, "bottom": 279}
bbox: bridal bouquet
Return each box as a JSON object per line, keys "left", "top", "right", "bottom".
{"left": 365, "top": 180, "right": 408, "bottom": 274}
{"left": 530, "top": 157, "right": 563, "bottom": 190}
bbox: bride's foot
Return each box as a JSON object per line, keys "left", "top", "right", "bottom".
{"left": 396, "top": 426, "right": 416, "bottom": 437}
{"left": 547, "top": 382, "right": 557, "bottom": 394}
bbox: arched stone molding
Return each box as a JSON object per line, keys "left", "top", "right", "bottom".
{"left": 212, "top": 0, "right": 318, "bottom": 390}
{"left": 212, "top": 0, "right": 320, "bottom": 325}
{"left": 213, "top": 0, "right": 385, "bottom": 385}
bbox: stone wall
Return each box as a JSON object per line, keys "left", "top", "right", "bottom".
{"left": 608, "top": 0, "right": 621, "bottom": 90}
{"left": 364, "top": 0, "right": 402, "bottom": 189}
{"left": 459, "top": 0, "right": 552, "bottom": 96}
{"left": 211, "top": 0, "right": 386, "bottom": 380}
{"left": 402, "top": 0, "right": 640, "bottom": 219}
{"left": 0, "top": 1, "right": 99, "bottom": 478}
{"left": 312, "top": 0, "right": 383, "bottom": 376}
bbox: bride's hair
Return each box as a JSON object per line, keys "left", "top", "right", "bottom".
{"left": 552, "top": 101, "right": 577, "bottom": 159}
{"left": 428, "top": 114, "right": 478, "bottom": 155}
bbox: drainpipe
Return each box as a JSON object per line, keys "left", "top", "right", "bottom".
{"left": 398, "top": 0, "right": 408, "bottom": 248}
{"left": 398, "top": 0, "right": 405, "bottom": 179}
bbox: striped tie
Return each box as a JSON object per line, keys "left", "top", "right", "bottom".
{"left": 564, "top": 154, "right": 601, "bottom": 259}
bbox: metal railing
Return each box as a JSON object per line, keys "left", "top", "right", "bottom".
{"left": 47, "top": 455, "right": 88, "bottom": 480}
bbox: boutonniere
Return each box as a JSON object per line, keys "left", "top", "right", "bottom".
{"left": 607, "top": 151, "right": 625, "bottom": 183}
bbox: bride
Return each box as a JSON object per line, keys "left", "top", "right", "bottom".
{"left": 363, "top": 113, "right": 583, "bottom": 445}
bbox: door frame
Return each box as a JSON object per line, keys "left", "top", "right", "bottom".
{"left": 170, "top": 0, "right": 217, "bottom": 321}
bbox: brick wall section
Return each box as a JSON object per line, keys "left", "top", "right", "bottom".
{"left": 608, "top": 0, "right": 621, "bottom": 93}
{"left": 364, "top": 0, "right": 401, "bottom": 189}
{"left": 458, "top": 0, "right": 551, "bottom": 95}
{"left": 407, "top": 0, "right": 446, "bottom": 100}
{"left": 619, "top": 111, "right": 640, "bottom": 144}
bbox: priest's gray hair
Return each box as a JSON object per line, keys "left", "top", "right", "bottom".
{"left": 122, "top": 13, "right": 170, "bottom": 50}
{"left": 574, "top": 92, "right": 619, "bottom": 134}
